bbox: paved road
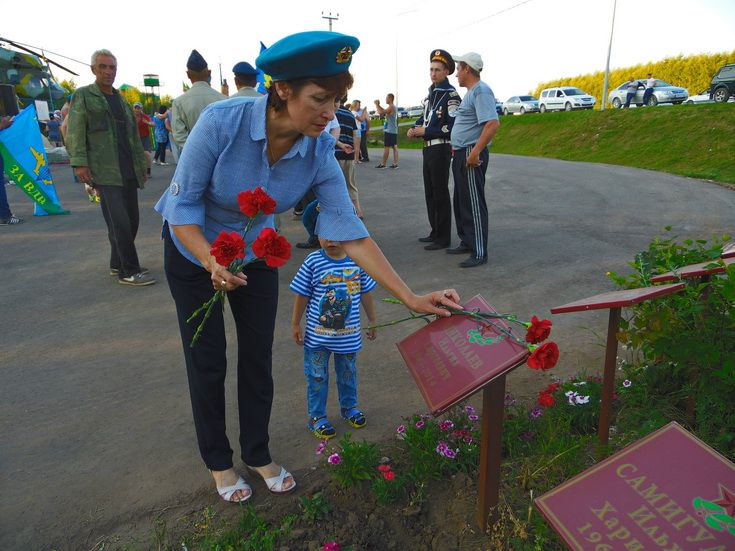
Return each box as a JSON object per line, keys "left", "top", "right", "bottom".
{"left": 1, "top": 151, "right": 732, "bottom": 549}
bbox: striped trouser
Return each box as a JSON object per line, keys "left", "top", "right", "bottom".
{"left": 451, "top": 146, "right": 489, "bottom": 260}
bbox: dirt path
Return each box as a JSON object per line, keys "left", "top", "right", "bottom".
{"left": 1, "top": 150, "right": 732, "bottom": 549}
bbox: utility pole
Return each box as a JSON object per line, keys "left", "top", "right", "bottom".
{"left": 321, "top": 11, "right": 339, "bottom": 31}
{"left": 600, "top": 0, "right": 617, "bottom": 111}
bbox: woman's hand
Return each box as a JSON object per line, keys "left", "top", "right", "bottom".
{"left": 207, "top": 256, "right": 247, "bottom": 292}
{"left": 405, "top": 288, "right": 462, "bottom": 317}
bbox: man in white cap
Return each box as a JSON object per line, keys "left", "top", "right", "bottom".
{"left": 447, "top": 52, "right": 500, "bottom": 268}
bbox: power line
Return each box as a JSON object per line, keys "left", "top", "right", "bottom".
{"left": 0, "top": 37, "right": 89, "bottom": 69}
{"left": 443, "top": 0, "right": 537, "bottom": 35}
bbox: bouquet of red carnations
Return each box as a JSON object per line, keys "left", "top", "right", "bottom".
{"left": 187, "top": 187, "right": 291, "bottom": 346}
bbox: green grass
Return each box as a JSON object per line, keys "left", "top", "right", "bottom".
{"left": 367, "top": 104, "right": 735, "bottom": 184}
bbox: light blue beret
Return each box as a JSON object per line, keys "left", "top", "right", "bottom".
{"left": 256, "top": 31, "right": 359, "bottom": 80}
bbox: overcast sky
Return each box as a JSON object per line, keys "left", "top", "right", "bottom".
{"left": 6, "top": 0, "right": 735, "bottom": 107}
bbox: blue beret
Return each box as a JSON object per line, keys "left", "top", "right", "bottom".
{"left": 187, "top": 49, "right": 208, "bottom": 71}
{"left": 232, "top": 61, "right": 258, "bottom": 76}
{"left": 256, "top": 31, "right": 359, "bottom": 80}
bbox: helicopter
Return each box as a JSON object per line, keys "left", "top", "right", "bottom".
{"left": 0, "top": 37, "right": 78, "bottom": 112}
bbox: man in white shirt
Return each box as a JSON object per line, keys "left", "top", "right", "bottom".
{"left": 642, "top": 73, "right": 656, "bottom": 107}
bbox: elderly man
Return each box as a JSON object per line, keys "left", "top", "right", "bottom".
{"left": 448, "top": 52, "right": 500, "bottom": 268}
{"left": 407, "top": 49, "right": 461, "bottom": 251}
{"left": 171, "top": 49, "right": 227, "bottom": 148}
{"left": 66, "top": 49, "right": 153, "bottom": 285}
{"left": 231, "top": 62, "right": 261, "bottom": 97}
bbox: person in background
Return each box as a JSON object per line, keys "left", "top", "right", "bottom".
{"left": 154, "top": 30, "right": 461, "bottom": 503}
{"left": 374, "top": 93, "right": 398, "bottom": 169}
{"left": 0, "top": 116, "right": 24, "bottom": 225}
{"left": 171, "top": 49, "right": 227, "bottom": 148}
{"left": 448, "top": 52, "right": 500, "bottom": 268}
{"left": 232, "top": 62, "right": 261, "bottom": 97}
{"left": 624, "top": 77, "right": 639, "bottom": 108}
{"left": 291, "top": 236, "right": 377, "bottom": 439}
{"left": 642, "top": 73, "right": 656, "bottom": 106}
{"left": 407, "top": 49, "right": 460, "bottom": 252}
{"left": 351, "top": 99, "right": 369, "bottom": 162}
{"left": 153, "top": 105, "right": 171, "bottom": 165}
{"left": 133, "top": 102, "right": 154, "bottom": 176}
{"left": 66, "top": 48, "right": 154, "bottom": 286}
{"left": 46, "top": 111, "right": 63, "bottom": 146}
{"left": 334, "top": 96, "right": 363, "bottom": 218}
{"left": 349, "top": 100, "right": 362, "bottom": 163}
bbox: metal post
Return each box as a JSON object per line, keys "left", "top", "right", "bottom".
{"left": 600, "top": 0, "right": 617, "bottom": 111}
{"left": 321, "top": 11, "right": 339, "bottom": 32}
{"left": 598, "top": 307, "right": 621, "bottom": 447}
{"left": 477, "top": 374, "right": 506, "bottom": 531}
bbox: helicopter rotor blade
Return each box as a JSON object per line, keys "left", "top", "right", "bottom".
{"left": 0, "top": 37, "right": 79, "bottom": 76}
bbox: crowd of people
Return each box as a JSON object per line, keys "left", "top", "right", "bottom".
{"left": 4, "top": 33, "right": 502, "bottom": 504}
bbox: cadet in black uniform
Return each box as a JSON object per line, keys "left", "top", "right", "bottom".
{"left": 407, "top": 49, "right": 461, "bottom": 250}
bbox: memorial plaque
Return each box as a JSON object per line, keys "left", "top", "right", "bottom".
{"left": 536, "top": 422, "right": 735, "bottom": 550}
{"left": 722, "top": 242, "right": 735, "bottom": 259}
{"left": 650, "top": 257, "right": 735, "bottom": 283}
{"left": 397, "top": 295, "right": 529, "bottom": 415}
{"left": 550, "top": 283, "right": 685, "bottom": 314}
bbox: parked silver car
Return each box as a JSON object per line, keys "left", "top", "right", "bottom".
{"left": 607, "top": 79, "right": 688, "bottom": 108}
{"left": 503, "top": 95, "right": 539, "bottom": 115}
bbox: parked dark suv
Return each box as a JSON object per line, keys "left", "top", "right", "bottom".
{"left": 709, "top": 64, "right": 735, "bottom": 103}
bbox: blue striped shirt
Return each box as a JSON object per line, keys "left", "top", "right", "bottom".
{"left": 290, "top": 250, "right": 377, "bottom": 353}
{"left": 154, "top": 95, "right": 368, "bottom": 266}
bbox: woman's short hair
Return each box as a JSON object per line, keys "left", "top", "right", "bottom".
{"left": 267, "top": 71, "right": 354, "bottom": 112}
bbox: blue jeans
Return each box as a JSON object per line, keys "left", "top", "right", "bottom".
{"left": 304, "top": 346, "right": 358, "bottom": 419}
{"left": 302, "top": 199, "right": 319, "bottom": 240}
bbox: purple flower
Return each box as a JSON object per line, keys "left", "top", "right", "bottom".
{"left": 435, "top": 441, "right": 449, "bottom": 455}
{"left": 463, "top": 435, "right": 473, "bottom": 444}
{"left": 439, "top": 420, "right": 454, "bottom": 431}
{"left": 444, "top": 448, "right": 457, "bottom": 459}
{"left": 327, "top": 453, "right": 341, "bottom": 465}
{"left": 468, "top": 414, "right": 479, "bottom": 422}
{"left": 315, "top": 441, "right": 326, "bottom": 455}
{"left": 415, "top": 420, "right": 425, "bottom": 429}
{"left": 464, "top": 405, "right": 476, "bottom": 414}
{"left": 574, "top": 395, "right": 590, "bottom": 405}
{"left": 623, "top": 379, "right": 632, "bottom": 388}
{"left": 530, "top": 407, "right": 543, "bottom": 419}
{"left": 504, "top": 393, "right": 516, "bottom": 407}
{"left": 396, "top": 424, "right": 405, "bottom": 434}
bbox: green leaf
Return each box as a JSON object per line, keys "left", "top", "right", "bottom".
{"left": 705, "top": 516, "right": 725, "bottom": 531}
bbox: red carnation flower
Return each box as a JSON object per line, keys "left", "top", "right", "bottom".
{"left": 378, "top": 464, "right": 391, "bottom": 473}
{"left": 537, "top": 392, "right": 555, "bottom": 407}
{"left": 237, "top": 187, "right": 277, "bottom": 218}
{"left": 525, "top": 315, "right": 552, "bottom": 344}
{"left": 251, "top": 228, "right": 291, "bottom": 268}
{"left": 383, "top": 471, "right": 396, "bottom": 481}
{"left": 209, "top": 231, "right": 246, "bottom": 267}
{"left": 527, "top": 342, "right": 560, "bottom": 371}
{"left": 543, "top": 382, "right": 560, "bottom": 394}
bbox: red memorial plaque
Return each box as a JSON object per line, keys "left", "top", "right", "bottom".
{"left": 397, "top": 295, "right": 529, "bottom": 415}
{"left": 536, "top": 423, "right": 735, "bottom": 550}
{"left": 650, "top": 257, "right": 735, "bottom": 283}
{"left": 723, "top": 242, "right": 735, "bottom": 259}
{"left": 550, "top": 283, "right": 685, "bottom": 314}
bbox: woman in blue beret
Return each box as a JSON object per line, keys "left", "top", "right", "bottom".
{"left": 155, "top": 31, "right": 461, "bottom": 503}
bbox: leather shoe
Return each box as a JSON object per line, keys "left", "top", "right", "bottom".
{"left": 296, "top": 239, "right": 320, "bottom": 249}
{"left": 446, "top": 245, "right": 471, "bottom": 255}
{"left": 418, "top": 236, "right": 434, "bottom": 243}
{"left": 424, "top": 242, "right": 449, "bottom": 250}
{"left": 459, "top": 257, "right": 487, "bottom": 268}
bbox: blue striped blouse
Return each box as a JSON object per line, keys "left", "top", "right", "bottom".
{"left": 154, "top": 95, "right": 368, "bottom": 266}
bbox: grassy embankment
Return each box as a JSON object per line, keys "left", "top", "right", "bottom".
{"left": 367, "top": 103, "right": 735, "bottom": 184}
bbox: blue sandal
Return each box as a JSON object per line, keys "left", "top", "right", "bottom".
{"left": 307, "top": 416, "right": 336, "bottom": 439}
{"left": 342, "top": 408, "right": 366, "bottom": 428}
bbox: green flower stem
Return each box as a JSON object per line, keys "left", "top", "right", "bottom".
{"left": 188, "top": 290, "right": 224, "bottom": 347}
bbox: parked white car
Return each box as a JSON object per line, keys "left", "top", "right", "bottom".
{"left": 538, "top": 87, "right": 596, "bottom": 112}
{"left": 407, "top": 105, "right": 424, "bottom": 118}
{"left": 684, "top": 90, "right": 714, "bottom": 104}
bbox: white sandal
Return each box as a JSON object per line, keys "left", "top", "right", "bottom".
{"left": 216, "top": 476, "right": 252, "bottom": 503}
{"left": 246, "top": 465, "right": 296, "bottom": 494}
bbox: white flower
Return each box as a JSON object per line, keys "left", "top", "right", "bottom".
{"left": 565, "top": 390, "right": 575, "bottom": 397}
{"left": 623, "top": 379, "right": 632, "bottom": 388}
{"left": 573, "top": 381, "right": 587, "bottom": 387}
{"left": 574, "top": 395, "right": 591, "bottom": 405}
{"left": 567, "top": 392, "right": 578, "bottom": 405}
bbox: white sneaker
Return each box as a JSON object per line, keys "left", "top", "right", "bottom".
{"left": 118, "top": 272, "right": 156, "bottom": 286}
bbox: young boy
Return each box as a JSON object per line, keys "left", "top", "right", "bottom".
{"left": 290, "top": 236, "right": 377, "bottom": 439}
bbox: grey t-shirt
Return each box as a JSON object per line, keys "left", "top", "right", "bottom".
{"left": 450, "top": 80, "right": 498, "bottom": 148}
{"left": 385, "top": 105, "right": 398, "bottom": 134}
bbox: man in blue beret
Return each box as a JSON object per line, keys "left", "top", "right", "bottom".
{"left": 171, "top": 49, "right": 226, "bottom": 148}
{"left": 231, "top": 62, "right": 260, "bottom": 98}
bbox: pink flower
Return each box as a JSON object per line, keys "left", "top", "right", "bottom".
{"left": 468, "top": 414, "right": 479, "bottom": 422}
{"left": 383, "top": 471, "right": 396, "bottom": 481}
{"left": 396, "top": 424, "right": 405, "bottom": 434}
{"left": 415, "top": 420, "right": 425, "bottom": 429}
{"left": 439, "top": 420, "right": 454, "bottom": 431}
{"left": 435, "top": 441, "right": 449, "bottom": 455}
{"left": 464, "top": 405, "right": 476, "bottom": 414}
{"left": 322, "top": 542, "right": 341, "bottom": 551}
{"left": 315, "top": 441, "right": 326, "bottom": 455}
{"left": 444, "top": 448, "right": 457, "bottom": 459}
{"left": 327, "top": 453, "right": 341, "bottom": 465}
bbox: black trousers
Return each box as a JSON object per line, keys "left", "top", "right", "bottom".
{"left": 97, "top": 179, "right": 141, "bottom": 278}
{"left": 451, "top": 146, "right": 489, "bottom": 259}
{"left": 164, "top": 230, "right": 278, "bottom": 471}
{"left": 422, "top": 143, "right": 452, "bottom": 245}
{"left": 154, "top": 139, "right": 167, "bottom": 163}
{"left": 359, "top": 131, "right": 369, "bottom": 161}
